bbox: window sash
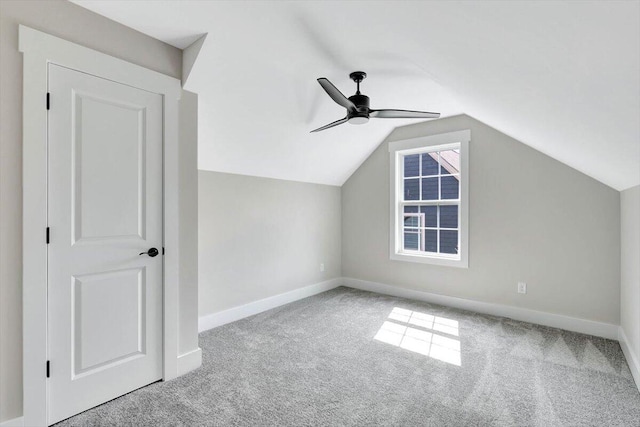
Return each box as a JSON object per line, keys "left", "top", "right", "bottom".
{"left": 402, "top": 151, "right": 460, "bottom": 202}
{"left": 404, "top": 227, "right": 459, "bottom": 231}
{"left": 397, "top": 144, "right": 462, "bottom": 258}
{"left": 401, "top": 200, "right": 461, "bottom": 256}
{"left": 404, "top": 173, "right": 459, "bottom": 179}
{"left": 400, "top": 200, "right": 460, "bottom": 206}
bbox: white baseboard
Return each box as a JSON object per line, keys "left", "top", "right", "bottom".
{"left": 618, "top": 327, "right": 640, "bottom": 391}
{"left": 197, "top": 275, "right": 620, "bottom": 341}
{"left": 196, "top": 276, "right": 631, "bottom": 378}
{"left": 0, "top": 417, "right": 23, "bottom": 427}
{"left": 198, "top": 278, "right": 342, "bottom": 332}
{"left": 177, "top": 347, "right": 202, "bottom": 376}
{"left": 342, "top": 277, "right": 619, "bottom": 340}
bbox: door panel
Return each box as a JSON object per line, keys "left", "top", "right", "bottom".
{"left": 73, "top": 92, "right": 147, "bottom": 242}
{"left": 48, "top": 64, "right": 163, "bottom": 425}
{"left": 72, "top": 268, "right": 146, "bottom": 376}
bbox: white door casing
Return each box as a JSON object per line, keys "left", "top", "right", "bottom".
{"left": 47, "top": 65, "right": 163, "bottom": 424}
{"left": 20, "top": 26, "right": 183, "bottom": 426}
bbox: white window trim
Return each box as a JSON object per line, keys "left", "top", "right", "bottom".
{"left": 389, "top": 130, "right": 470, "bottom": 268}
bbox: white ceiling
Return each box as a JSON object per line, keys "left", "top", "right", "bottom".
{"left": 72, "top": 1, "right": 639, "bottom": 190}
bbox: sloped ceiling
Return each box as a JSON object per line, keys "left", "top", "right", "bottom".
{"left": 72, "top": 1, "right": 639, "bottom": 190}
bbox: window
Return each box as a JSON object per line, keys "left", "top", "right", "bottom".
{"left": 389, "top": 130, "right": 469, "bottom": 267}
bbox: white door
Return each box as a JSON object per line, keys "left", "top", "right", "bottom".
{"left": 47, "top": 64, "right": 163, "bottom": 425}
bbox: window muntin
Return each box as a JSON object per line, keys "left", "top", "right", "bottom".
{"left": 389, "top": 130, "right": 469, "bottom": 268}
{"left": 400, "top": 147, "right": 461, "bottom": 258}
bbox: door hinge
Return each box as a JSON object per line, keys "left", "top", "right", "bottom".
{"left": 46, "top": 360, "right": 50, "bottom": 378}
{"left": 46, "top": 227, "right": 50, "bottom": 244}
{"left": 46, "top": 92, "right": 50, "bottom": 110}
{"left": 162, "top": 247, "right": 165, "bottom": 255}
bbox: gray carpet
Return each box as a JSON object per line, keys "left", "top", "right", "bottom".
{"left": 57, "top": 287, "right": 640, "bottom": 426}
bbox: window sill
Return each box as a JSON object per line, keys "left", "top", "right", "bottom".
{"left": 390, "top": 251, "right": 468, "bottom": 268}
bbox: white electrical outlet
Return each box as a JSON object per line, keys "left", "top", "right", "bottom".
{"left": 320, "top": 263, "right": 325, "bottom": 272}
{"left": 518, "top": 282, "right": 527, "bottom": 294}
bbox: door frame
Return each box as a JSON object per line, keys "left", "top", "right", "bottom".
{"left": 19, "top": 26, "right": 182, "bottom": 426}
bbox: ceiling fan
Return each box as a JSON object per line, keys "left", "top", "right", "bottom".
{"left": 311, "top": 71, "right": 440, "bottom": 132}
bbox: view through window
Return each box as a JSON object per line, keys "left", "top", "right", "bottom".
{"left": 402, "top": 148, "right": 460, "bottom": 255}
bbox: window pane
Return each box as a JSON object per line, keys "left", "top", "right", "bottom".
{"left": 440, "top": 230, "right": 458, "bottom": 254}
{"left": 404, "top": 154, "right": 419, "bottom": 177}
{"left": 425, "top": 230, "right": 437, "bottom": 253}
{"left": 440, "top": 175, "right": 459, "bottom": 199}
{"left": 404, "top": 215, "right": 420, "bottom": 228}
{"left": 404, "top": 233, "right": 419, "bottom": 250}
{"left": 404, "top": 178, "right": 419, "bottom": 200}
{"left": 440, "top": 205, "right": 458, "bottom": 228}
{"left": 421, "top": 153, "right": 439, "bottom": 176}
{"left": 439, "top": 149, "right": 460, "bottom": 174}
{"left": 404, "top": 206, "right": 418, "bottom": 214}
{"left": 421, "top": 177, "right": 438, "bottom": 200}
{"left": 420, "top": 206, "right": 437, "bottom": 227}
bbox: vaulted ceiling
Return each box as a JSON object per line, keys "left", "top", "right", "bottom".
{"left": 72, "top": 1, "right": 639, "bottom": 190}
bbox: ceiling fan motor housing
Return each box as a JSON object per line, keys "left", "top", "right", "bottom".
{"left": 349, "top": 94, "right": 370, "bottom": 110}
{"left": 348, "top": 94, "right": 370, "bottom": 124}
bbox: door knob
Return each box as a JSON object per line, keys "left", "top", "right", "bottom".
{"left": 139, "top": 247, "right": 159, "bottom": 257}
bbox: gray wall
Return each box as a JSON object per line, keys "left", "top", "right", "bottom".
{"left": 198, "top": 171, "right": 341, "bottom": 316}
{"left": 621, "top": 186, "right": 640, "bottom": 365}
{"left": 342, "top": 115, "right": 621, "bottom": 324}
{"left": 0, "top": 1, "right": 183, "bottom": 422}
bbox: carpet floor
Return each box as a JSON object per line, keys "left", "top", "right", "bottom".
{"left": 57, "top": 287, "right": 640, "bottom": 426}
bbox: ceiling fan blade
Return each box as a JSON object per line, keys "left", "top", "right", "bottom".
{"left": 370, "top": 109, "right": 440, "bottom": 119}
{"left": 317, "top": 78, "right": 357, "bottom": 111}
{"left": 310, "top": 117, "right": 349, "bottom": 133}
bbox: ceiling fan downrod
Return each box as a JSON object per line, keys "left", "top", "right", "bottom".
{"left": 349, "top": 71, "right": 366, "bottom": 95}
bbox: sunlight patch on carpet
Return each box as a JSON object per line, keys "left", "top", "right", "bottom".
{"left": 374, "top": 307, "right": 461, "bottom": 366}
